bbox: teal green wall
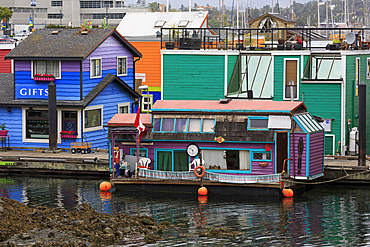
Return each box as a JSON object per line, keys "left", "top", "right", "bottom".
{"left": 346, "top": 55, "right": 370, "bottom": 152}
{"left": 162, "top": 54, "right": 237, "bottom": 100}
{"left": 274, "top": 55, "right": 341, "bottom": 155}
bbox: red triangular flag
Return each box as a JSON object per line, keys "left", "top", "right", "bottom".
{"left": 134, "top": 107, "right": 147, "bottom": 143}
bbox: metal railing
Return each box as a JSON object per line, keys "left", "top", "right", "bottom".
{"left": 160, "top": 27, "right": 370, "bottom": 51}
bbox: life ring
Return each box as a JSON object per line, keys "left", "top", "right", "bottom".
{"left": 194, "top": 166, "right": 206, "bottom": 178}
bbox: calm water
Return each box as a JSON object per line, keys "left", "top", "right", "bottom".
{"left": 1, "top": 175, "right": 370, "bottom": 246}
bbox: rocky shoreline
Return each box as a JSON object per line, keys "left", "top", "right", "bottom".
{"left": 0, "top": 197, "right": 170, "bottom": 246}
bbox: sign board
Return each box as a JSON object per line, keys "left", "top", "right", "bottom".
{"left": 63, "top": 121, "right": 76, "bottom": 132}
{"left": 0, "top": 162, "right": 14, "bottom": 166}
{"left": 16, "top": 85, "right": 48, "bottom": 99}
{"left": 319, "top": 119, "right": 332, "bottom": 132}
{"left": 135, "top": 73, "right": 146, "bottom": 82}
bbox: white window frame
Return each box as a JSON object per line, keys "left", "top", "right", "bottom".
{"left": 117, "top": 56, "right": 127, "bottom": 76}
{"left": 57, "top": 108, "right": 82, "bottom": 143}
{"left": 83, "top": 104, "right": 103, "bottom": 132}
{"left": 356, "top": 57, "right": 360, "bottom": 96}
{"left": 141, "top": 94, "right": 153, "bottom": 113}
{"left": 90, "top": 57, "right": 102, "bottom": 78}
{"left": 283, "top": 58, "right": 299, "bottom": 100}
{"left": 117, "top": 102, "right": 130, "bottom": 113}
{"left": 22, "top": 107, "right": 81, "bottom": 143}
{"left": 31, "top": 60, "right": 61, "bottom": 79}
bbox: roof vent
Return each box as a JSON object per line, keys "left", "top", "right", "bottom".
{"left": 51, "top": 30, "right": 59, "bottom": 35}
{"left": 219, "top": 98, "right": 231, "bottom": 104}
{"left": 81, "top": 30, "right": 88, "bottom": 35}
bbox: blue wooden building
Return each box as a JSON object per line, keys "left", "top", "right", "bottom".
{"left": 0, "top": 28, "right": 141, "bottom": 150}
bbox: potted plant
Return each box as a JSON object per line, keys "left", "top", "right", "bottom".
{"left": 332, "top": 39, "right": 341, "bottom": 50}
{"left": 60, "top": 130, "right": 77, "bottom": 139}
{"left": 34, "top": 73, "right": 55, "bottom": 82}
{"left": 0, "top": 123, "right": 8, "bottom": 136}
{"left": 294, "top": 36, "right": 303, "bottom": 50}
{"left": 277, "top": 38, "right": 285, "bottom": 50}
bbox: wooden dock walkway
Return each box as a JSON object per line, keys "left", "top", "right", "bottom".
{"left": 0, "top": 150, "right": 110, "bottom": 177}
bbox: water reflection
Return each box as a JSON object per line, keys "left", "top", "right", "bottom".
{"left": 1, "top": 176, "right": 370, "bottom": 245}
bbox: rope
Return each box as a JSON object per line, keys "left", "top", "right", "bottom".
{"left": 283, "top": 169, "right": 370, "bottom": 185}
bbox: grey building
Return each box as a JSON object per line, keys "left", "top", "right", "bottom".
{"left": 2, "top": 0, "right": 149, "bottom": 31}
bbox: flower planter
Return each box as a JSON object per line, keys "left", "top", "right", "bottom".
{"left": 61, "top": 134, "right": 77, "bottom": 139}
{"left": 34, "top": 77, "right": 55, "bottom": 82}
{"left": 0, "top": 130, "right": 9, "bottom": 136}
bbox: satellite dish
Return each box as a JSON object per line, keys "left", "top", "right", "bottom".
{"left": 346, "top": 32, "right": 355, "bottom": 44}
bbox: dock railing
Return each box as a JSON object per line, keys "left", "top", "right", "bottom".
{"left": 160, "top": 27, "right": 370, "bottom": 51}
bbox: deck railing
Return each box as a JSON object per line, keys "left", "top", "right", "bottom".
{"left": 160, "top": 27, "right": 370, "bottom": 51}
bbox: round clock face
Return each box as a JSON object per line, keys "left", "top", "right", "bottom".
{"left": 187, "top": 143, "right": 199, "bottom": 157}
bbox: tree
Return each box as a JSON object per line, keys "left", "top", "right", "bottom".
{"left": 149, "top": 2, "right": 159, "bottom": 11}
{"left": 0, "top": 7, "right": 12, "bottom": 22}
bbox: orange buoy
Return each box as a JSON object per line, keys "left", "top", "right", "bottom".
{"left": 198, "top": 196, "right": 208, "bottom": 204}
{"left": 99, "top": 181, "right": 112, "bottom": 191}
{"left": 194, "top": 166, "right": 206, "bottom": 178}
{"left": 198, "top": 186, "right": 208, "bottom": 196}
{"left": 282, "top": 188, "right": 293, "bottom": 198}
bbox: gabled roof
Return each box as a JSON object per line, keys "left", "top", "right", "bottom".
{"left": 5, "top": 29, "right": 141, "bottom": 61}
{"left": 152, "top": 100, "right": 307, "bottom": 114}
{"left": 249, "top": 13, "right": 296, "bottom": 25}
{"left": 0, "top": 73, "right": 140, "bottom": 108}
{"left": 116, "top": 11, "right": 209, "bottom": 37}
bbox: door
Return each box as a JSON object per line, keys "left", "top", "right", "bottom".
{"left": 276, "top": 132, "right": 288, "bottom": 173}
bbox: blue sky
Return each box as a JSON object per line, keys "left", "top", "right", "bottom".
{"left": 126, "top": 0, "right": 310, "bottom": 10}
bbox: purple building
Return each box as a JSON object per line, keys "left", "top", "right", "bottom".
{"left": 108, "top": 99, "right": 325, "bottom": 183}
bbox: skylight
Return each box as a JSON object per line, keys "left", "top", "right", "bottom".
{"left": 154, "top": 20, "right": 166, "bottom": 27}
{"left": 178, "top": 20, "right": 189, "bottom": 27}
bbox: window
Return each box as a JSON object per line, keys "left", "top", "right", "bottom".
{"left": 356, "top": 57, "right": 360, "bottom": 96}
{"left": 248, "top": 117, "right": 268, "bottom": 130}
{"left": 130, "top": 148, "right": 148, "bottom": 157}
{"left": 48, "top": 14, "right": 63, "bottom": 19}
{"left": 284, "top": 59, "right": 298, "bottom": 100}
{"left": 202, "top": 149, "right": 250, "bottom": 171}
{"left": 367, "top": 58, "right": 370, "bottom": 80}
{"left": 178, "top": 20, "right": 189, "bottom": 27}
{"left": 302, "top": 54, "right": 342, "bottom": 80}
{"left": 153, "top": 118, "right": 161, "bottom": 131}
{"left": 175, "top": 119, "right": 187, "bottom": 132}
{"left": 227, "top": 54, "right": 273, "bottom": 99}
{"left": 80, "top": 1, "right": 113, "bottom": 8}
{"left": 90, "top": 58, "right": 101, "bottom": 78}
{"left": 51, "top": 1, "right": 63, "bottom": 6}
{"left": 92, "top": 13, "right": 125, "bottom": 19}
{"left": 162, "top": 118, "right": 174, "bottom": 131}
{"left": 62, "top": 111, "right": 77, "bottom": 134}
{"left": 189, "top": 119, "right": 201, "bottom": 132}
{"left": 252, "top": 152, "right": 272, "bottom": 161}
{"left": 117, "top": 57, "right": 127, "bottom": 76}
{"left": 156, "top": 150, "right": 188, "bottom": 171}
{"left": 33, "top": 60, "right": 61, "bottom": 79}
{"left": 118, "top": 102, "right": 130, "bottom": 113}
{"left": 153, "top": 118, "right": 215, "bottom": 133}
{"left": 84, "top": 105, "right": 103, "bottom": 132}
{"left": 25, "top": 109, "right": 49, "bottom": 140}
{"left": 141, "top": 95, "right": 152, "bottom": 113}
{"left": 202, "top": 119, "right": 215, "bottom": 132}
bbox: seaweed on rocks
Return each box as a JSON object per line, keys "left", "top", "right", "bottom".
{"left": 0, "top": 197, "right": 170, "bottom": 246}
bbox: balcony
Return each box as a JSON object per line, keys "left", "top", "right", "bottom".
{"left": 160, "top": 27, "right": 370, "bottom": 51}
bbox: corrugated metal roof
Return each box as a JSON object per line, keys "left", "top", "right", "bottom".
{"left": 116, "top": 11, "right": 208, "bottom": 37}
{"left": 152, "top": 100, "right": 306, "bottom": 113}
{"left": 294, "top": 113, "right": 324, "bottom": 133}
